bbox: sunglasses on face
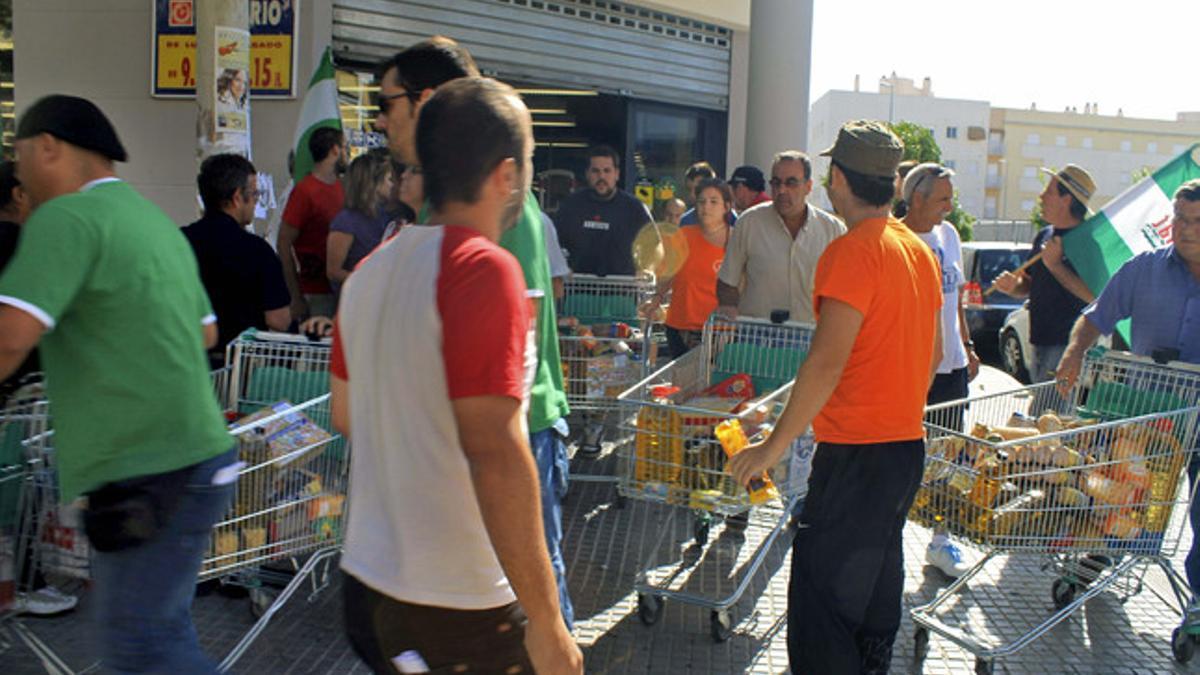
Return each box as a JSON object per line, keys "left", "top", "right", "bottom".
{"left": 375, "top": 89, "right": 420, "bottom": 115}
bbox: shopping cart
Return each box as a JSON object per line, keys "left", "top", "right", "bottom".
{"left": 911, "top": 348, "right": 1200, "bottom": 673}
{"left": 0, "top": 378, "right": 84, "bottom": 672}
{"left": 616, "top": 315, "right": 813, "bottom": 641}
{"left": 209, "top": 331, "right": 348, "bottom": 672}
{"left": 557, "top": 273, "right": 656, "bottom": 457}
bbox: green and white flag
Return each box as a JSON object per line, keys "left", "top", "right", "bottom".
{"left": 291, "top": 46, "right": 342, "bottom": 181}
{"left": 1064, "top": 143, "right": 1200, "bottom": 339}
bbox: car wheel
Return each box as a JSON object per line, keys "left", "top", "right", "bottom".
{"left": 1001, "top": 329, "right": 1030, "bottom": 383}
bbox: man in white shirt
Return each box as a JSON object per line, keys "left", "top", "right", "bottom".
{"left": 900, "top": 162, "right": 981, "bottom": 579}
{"left": 716, "top": 151, "right": 845, "bottom": 323}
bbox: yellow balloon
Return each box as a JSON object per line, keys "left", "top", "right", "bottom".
{"left": 632, "top": 221, "right": 688, "bottom": 279}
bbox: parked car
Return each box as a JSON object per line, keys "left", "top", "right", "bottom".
{"left": 961, "top": 242, "right": 1032, "bottom": 348}
{"left": 999, "top": 303, "right": 1112, "bottom": 384}
{"left": 999, "top": 303, "right": 1033, "bottom": 383}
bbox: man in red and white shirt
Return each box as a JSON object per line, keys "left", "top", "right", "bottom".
{"left": 330, "top": 78, "right": 582, "bottom": 675}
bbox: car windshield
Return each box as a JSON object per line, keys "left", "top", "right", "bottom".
{"left": 978, "top": 249, "right": 1029, "bottom": 286}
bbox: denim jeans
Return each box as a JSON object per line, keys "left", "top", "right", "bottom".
{"left": 531, "top": 420, "right": 574, "bottom": 630}
{"left": 1030, "top": 343, "right": 1068, "bottom": 384}
{"left": 1186, "top": 457, "right": 1200, "bottom": 597}
{"left": 91, "top": 448, "right": 237, "bottom": 674}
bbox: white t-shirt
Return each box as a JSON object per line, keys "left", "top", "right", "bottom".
{"left": 540, "top": 211, "right": 570, "bottom": 278}
{"left": 334, "top": 225, "right": 536, "bottom": 609}
{"left": 917, "top": 222, "right": 969, "bottom": 373}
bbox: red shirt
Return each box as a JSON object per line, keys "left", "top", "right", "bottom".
{"left": 282, "top": 174, "right": 344, "bottom": 294}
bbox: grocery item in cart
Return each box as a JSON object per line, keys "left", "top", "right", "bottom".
{"left": 714, "top": 418, "right": 779, "bottom": 505}
{"left": 233, "top": 401, "right": 333, "bottom": 468}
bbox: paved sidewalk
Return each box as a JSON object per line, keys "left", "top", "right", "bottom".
{"left": 3, "top": 449, "right": 1194, "bottom": 674}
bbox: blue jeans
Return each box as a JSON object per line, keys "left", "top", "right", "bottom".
{"left": 1030, "top": 343, "right": 1067, "bottom": 384}
{"left": 91, "top": 448, "right": 237, "bottom": 674}
{"left": 531, "top": 421, "right": 574, "bottom": 630}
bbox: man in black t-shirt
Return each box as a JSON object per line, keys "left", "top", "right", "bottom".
{"left": 553, "top": 145, "right": 652, "bottom": 276}
{"left": 993, "top": 164, "right": 1097, "bottom": 382}
{"left": 184, "top": 154, "right": 291, "bottom": 364}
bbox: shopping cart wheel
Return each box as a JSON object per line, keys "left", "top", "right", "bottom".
{"left": 1051, "top": 577, "right": 1076, "bottom": 610}
{"left": 974, "top": 657, "right": 993, "bottom": 674}
{"left": 637, "top": 593, "right": 664, "bottom": 626}
{"left": 249, "top": 586, "right": 278, "bottom": 619}
{"left": 913, "top": 626, "right": 929, "bottom": 663}
{"left": 1173, "top": 626, "right": 1196, "bottom": 664}
{"left": 710, "top": 609, "right": 733, "bottom": 642}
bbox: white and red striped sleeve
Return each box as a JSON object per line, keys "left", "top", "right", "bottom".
{"left": 436, "top": 226, "right": 530, "bottom": 401}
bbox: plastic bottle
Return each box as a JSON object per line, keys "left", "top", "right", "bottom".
{"left": 714, "top": 419, "right": 779, "bottom": 505}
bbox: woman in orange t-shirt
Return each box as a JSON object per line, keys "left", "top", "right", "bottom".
{"left": 649, "top": 178, "right": 732, "bottom": 358}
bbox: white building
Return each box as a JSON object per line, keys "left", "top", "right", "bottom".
{"left": 807, "top": 78, "right": 990, "bottom": 217}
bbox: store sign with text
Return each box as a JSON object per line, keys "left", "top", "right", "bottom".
{"left": 152, "top": 0, "right": 298, "bottom": 98}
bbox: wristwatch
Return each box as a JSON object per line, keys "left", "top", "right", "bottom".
{"left": 963, "top": 339, "right": 976, "bottom": 349}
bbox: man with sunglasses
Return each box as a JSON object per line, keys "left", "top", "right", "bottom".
{"left": 716, "top": 150, "right": 844, "bottom": 323}
{"left": 371, "top": 36, "right": 576, "bottom": 633}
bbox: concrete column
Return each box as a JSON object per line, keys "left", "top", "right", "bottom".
{"left": 745, "top": 0, "right": 814, "bottom": 169}
{"left": 197, "top": 0, "right": 251, "bottom": 160}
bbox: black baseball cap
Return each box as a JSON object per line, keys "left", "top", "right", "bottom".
{"left": 16, "top": 95, "right": 128, "bottom": 162}
{"left": 729, "top": 165, "right": 765, "bottom": 192}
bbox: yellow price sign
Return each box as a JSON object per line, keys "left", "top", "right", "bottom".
{"left": 156, "top": 36, "right": 199, "bottom": 92}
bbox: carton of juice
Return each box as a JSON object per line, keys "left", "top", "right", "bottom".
{"left": 715, "top": 419, "right": 779, "bottom": 505}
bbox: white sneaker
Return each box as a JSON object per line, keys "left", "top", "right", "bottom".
{"left": 13, "top": 587, "right": 78, "bottom": 616}
{"left": 926, "top": 540, "right": 972, "bottom": 578}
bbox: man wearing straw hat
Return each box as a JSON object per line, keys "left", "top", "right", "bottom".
{"left": 993, "top": 163, "right": 1098, "bottom": 382}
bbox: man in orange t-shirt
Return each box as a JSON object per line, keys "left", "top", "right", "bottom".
{"left": 730, "top": 120, "right": 942, "bottom": 674}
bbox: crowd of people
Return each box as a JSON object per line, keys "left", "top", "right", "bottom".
{"left": 0, "top": 30, "right": 1197, "bottom": 675}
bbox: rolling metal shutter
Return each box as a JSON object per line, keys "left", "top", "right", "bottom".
{"left": 332, "top": 0, "right": 732, "bottom": 110}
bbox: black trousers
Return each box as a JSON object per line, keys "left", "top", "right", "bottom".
{"left": 926, "top": 367, "right": 969, "bottom": 432}
{"left": 343, "top": 573, "right": 533, "bottom": 674}
{"left": 788, "top": 439, "right": 925, "bottom": 675}
{"left": 664, "top": 326, "right": 702, "bottom": 360}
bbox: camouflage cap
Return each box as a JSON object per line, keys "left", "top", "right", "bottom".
{"left": 819, "top": 120, "right": 903, "bottom": 179}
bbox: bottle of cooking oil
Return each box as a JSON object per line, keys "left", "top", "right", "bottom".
{"left": 715, "top": 419, "right": 779, "bottom": 505}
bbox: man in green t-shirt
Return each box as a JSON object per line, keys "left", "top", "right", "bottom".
{"left": 0, "top": 95, "right": 234, "bottom": 672}
{"left": 373, "top": 38, "right": 575, "bottom": 628}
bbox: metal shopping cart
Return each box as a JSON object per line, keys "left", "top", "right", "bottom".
{"left": 616, "top": 315, "right": 813, "bottom": 641}
{"left": 209, "top": 331, "right": 348, "bottom": 672}
{"left": 911, "top": 348, "right": 1200, "bottom": 673}
{"left": 557, "top": 273, "right": 657, "bottom": 458}
{"left": 0, "top": 379, "right": 83, "bottom": 672}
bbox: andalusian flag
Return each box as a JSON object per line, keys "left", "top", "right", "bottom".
{"left": 1064, "top": 143, "right": 1200, "bottom": 340}
{"left": 291, "top": 46, "right": 342, "bottom": 181}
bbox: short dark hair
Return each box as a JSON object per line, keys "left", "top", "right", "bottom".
{"left": 1054, "top": 180, "right": 1088, "bottom": 221}
{"left": 380, "top": 36, "right": 479, "bottom": 96}
{"left": 417, "top": 77, "right": 529, "bottom": 211}
{"left": 198, "top": 153, "right": 256, "bottom": 214}
{"left": 588, "top": 145, "right": 620, "bottom": 168}
{"left": 685, "top": 161, "right": 716, "bottom": 181}
{"left": 693, "top": 177, "right": 733, "bottom": 207}
{"left": 0, "top": 162, "right": 19, "bottom": 211}
{"left": 308, "top": 127, "right": 344, "bottom": 164}
{"left": 772, "top": 151, "right": 812, "bottom": 181}
{"left": 832, "top": 160, "right": 894, "bottom": 207}
{"left": 1175, "top": 179, "right": 1200, "bottom": 203}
